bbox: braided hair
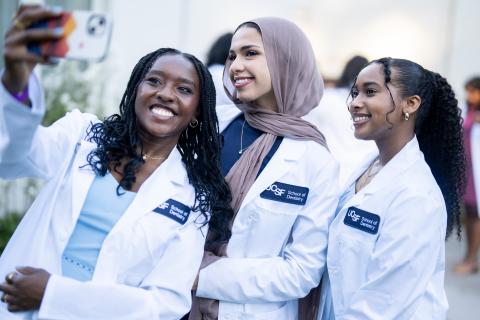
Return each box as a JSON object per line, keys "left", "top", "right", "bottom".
{"left": 86, "top": 48, "right": 233, "bottom": 252}
{"left": 369, "top": 57, "right": 466, "bottom": 238}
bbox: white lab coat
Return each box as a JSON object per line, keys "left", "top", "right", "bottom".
{"left": 319, "top": 137, "right": 448, "bottom": 320}
{"left": 196, "top": 105, "right": 340, "bottom": 320}
{"left": 0, "top": 75, "right": 207, "bottom": 319}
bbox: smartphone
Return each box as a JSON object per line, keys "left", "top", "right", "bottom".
{"left": 27, "top": 10, "right": 113, "bottom": 62}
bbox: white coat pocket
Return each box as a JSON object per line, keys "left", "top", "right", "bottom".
{"left": 244, "top": 200, "right": 299, "bottom": 258}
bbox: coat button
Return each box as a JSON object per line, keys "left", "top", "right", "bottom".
{"left": 247, "top": 212, "right": 259, "bottom": 224}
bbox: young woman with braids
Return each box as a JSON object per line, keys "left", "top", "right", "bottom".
{"left": 0, "top": 5, "right": 232, "bottom": 319}
{"left": 318, "top": 57, "right": 465, "bottom": 319}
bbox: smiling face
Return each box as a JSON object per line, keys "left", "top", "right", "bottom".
{"left": 134, "top": 54, "right": 200, "bottom": 144}
{"left": 348, "top": 63, "right": 406, "bottom": 142}
{"left": 228, "top": 26, "right": 277, "bottom": 111}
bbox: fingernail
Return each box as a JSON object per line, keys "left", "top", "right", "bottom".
{"left": 53, "top": 27, "right": 64, "bottom": 36}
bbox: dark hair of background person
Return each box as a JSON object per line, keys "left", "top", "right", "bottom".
{"left": 336, "top": 55, "right": 369, "bottom": 88}
{"left": 360, "top": 57, "right": 466, "bottom": 239}
{"left": 465, "top": 76, "right": 480, "bottom": 90}
{"left": 85, "top": 48, "right": 233, "bottom": 253}
{"left": 206, "top": 32, "right": 233, "bottom": 67}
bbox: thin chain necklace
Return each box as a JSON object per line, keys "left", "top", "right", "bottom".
{"left": 356, "top": 157, "right": 382, "bottom": 192}
{"left": 238, "top": 119, "right": 249, "bottom": 155}
{"left": 142, "top": 153, "right": 166, "bottom": 161}
{"left": 365, "top": 157, "right": 382, "bottom": 178}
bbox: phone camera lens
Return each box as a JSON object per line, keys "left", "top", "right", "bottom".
{"left": 87, "top": 14, "right": 106, "bottom": 36}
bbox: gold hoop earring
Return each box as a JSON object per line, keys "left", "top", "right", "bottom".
{"left": 189, "top": 119, "right": 199, "bottom": 128}
{"left": 404, "top": 112, "right": 410, "bottom": 121}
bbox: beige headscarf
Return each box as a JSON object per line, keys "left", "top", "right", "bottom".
{"left": 189, "top": 17, "right": 327, "bottom": 320}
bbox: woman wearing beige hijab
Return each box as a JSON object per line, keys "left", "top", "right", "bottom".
{"left": 189, "top": 17, "right": 340, "bottom": 320}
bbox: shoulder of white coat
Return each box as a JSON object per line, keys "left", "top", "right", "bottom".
{"left": 285, "top": 138, "right": 339, "bottom": 184}
{"left": 52, "top": 109, "right": 100, "bottom": 141}
{"left": 300, "top": 139, "right": 338, "bottom": 170}
{"left": 216, "top": 104, "right": 241, "bottom": 131}
{"left": 392, "top": 160, "right": 446, "bottom": 220}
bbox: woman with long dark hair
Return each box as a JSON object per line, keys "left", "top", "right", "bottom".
{"left": 319, "top": 57, "right": 465, "bottom": 319}
{"left": 0, "top": 5, "right": 232, "bottom": 319}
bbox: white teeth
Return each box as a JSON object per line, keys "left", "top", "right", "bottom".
{"left": 353, "top": 115, "right": 370, "bottom": 122}
{"left": 151, "top": 107, "right": 174, "bottom": 117}
{"left": 235, "top": 78, "right": 251, "bottom": 84}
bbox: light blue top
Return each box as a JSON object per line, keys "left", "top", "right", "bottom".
{"left": 62, "top": 172, "right": 135, "bottom": 281}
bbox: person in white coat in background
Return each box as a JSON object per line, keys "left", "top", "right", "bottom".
{"left": 0, "top": 5, "right": 233, "bottom": 319}
{"left": 305, "top": 56, "right": 377, "bottom": 185}
{"left": 188, "top": 17, "right": 340, "bottom": 320}
{"left": 318, "top": 57, "right": 465, "bottom": 320}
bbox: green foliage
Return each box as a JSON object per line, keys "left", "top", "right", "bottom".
{"left": 40, "top": 61, "right": 105, "bottom": 126}
{"left": 0, "top": 213, "right": 22, "bottom": 255}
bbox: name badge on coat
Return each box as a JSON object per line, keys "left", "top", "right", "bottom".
{"left": 153, "top": 199, "right": 191, "bottom": 225}
{"left": 260, "top": 181, "right": 309, "bottom": 205}
{"left": 343, "top": 206, "right": 380, "bottom": 234}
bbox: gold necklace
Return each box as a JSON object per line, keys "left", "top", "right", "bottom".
{"left": 365, "top": 157, "right": 382, "bottom": 178}
{"left": 142, "top": 154, "right": 166, "bottom": 161}
{"left": 356, "top": 157, "right": 382, "bottom": 192}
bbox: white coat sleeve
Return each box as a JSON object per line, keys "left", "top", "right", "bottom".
{"left": 196, "top": 159, "right": 339, "bottom": 303}
{"left": 342, "top": 194, "right": 445, "bottom": 320}
{"left": 38, "top": 221, "right": 207, "bottom": 320}
{"left": 0, "top": 73, "right": 97, "bottom": 180}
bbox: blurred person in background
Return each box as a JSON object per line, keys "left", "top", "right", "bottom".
{"left": 318, "top": 57, "right": 465, "bottom": 319}
{"left": 305, "top": 55, "right": 377, "bottom": 185}
{"left": 189, "top": 17, "right": 339, "bottom": 320}
{"left": 454, "top": 76, "right": 480, "bottom": 274}
{"left": 206, "top": 32, "right": 233, "bottom": 106}
{"left": 0, "top": 5, "right": 232, "bottom": 319}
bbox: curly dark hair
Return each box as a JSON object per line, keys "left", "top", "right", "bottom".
{"left": 370, "top": 57, "right": 466, "bottom": 239}
{"left": 85, "top": 48, "right": 233, "bottom": 252}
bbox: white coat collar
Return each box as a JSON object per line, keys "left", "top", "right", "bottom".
{"left": 217, "top": 104, "right": 242, "bottom": 132}
{"left": 71, "top": 142, "right": 189, "bottom": 230}
{"left": 216, "top": 104, "right": 309, "bottom": 208}
{"left": 344, "top": 136, "right": 422, "bottom": 196}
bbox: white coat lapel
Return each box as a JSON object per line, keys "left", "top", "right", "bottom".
{"left": 217, "top": 104, "right": 242, "bottom": 132}
{"left": 108, "top": 148, "right": 188, "bottom": 235}
{"left": 360, "top": 136, "right": 421, "bottom": 196}
{"left": 71, "top": 140, "right": 97, "bottom": 225}
{"left": 239, "top": 138, "right": 306, "bottom": 209}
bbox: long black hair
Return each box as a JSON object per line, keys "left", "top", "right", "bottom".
{"left": 86, "top": 48, "right": 233, "bottom": 252}
{"left": 369, "top": 57, "right": 466, "bottom": 238}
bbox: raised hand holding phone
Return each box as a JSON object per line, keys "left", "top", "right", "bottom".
{"left": 2, "top": 4, "right": 64, "bottom": 99}
{"left": 27, "top": 10, "right": 112, "bottom": 62}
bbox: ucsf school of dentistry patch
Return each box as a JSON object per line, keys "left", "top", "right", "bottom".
{"left": 260, "top": 182, "right": 309, "bottom": 205}
{"left": 153, "top": 199, "right": 191, "bottom": 225}
{"left": 344, "top": 206, "right": 380, "bottom": 235}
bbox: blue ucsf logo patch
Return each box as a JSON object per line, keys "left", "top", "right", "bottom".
{"left": 260, "top": 182, "right": 309, "bottom": 205}
{"left": 153, "top": 199, "right": 191, "bottom": 225}
{"left": 343, "top": 206, "right": 380, "bottom": 234}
